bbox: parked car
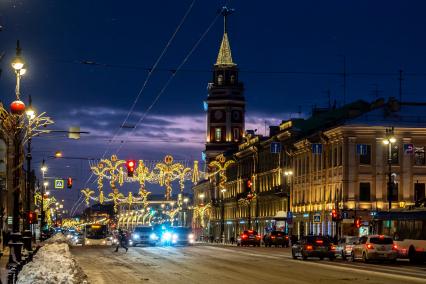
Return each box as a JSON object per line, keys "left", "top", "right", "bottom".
{"left": 237, "top": 230, "right": 261, "bottom": 247}
{"left": 131, "top": 226, "right": 157, "bottom": 246}
{"left": 351, "top": 235, "right": 398, "bottom": 263}
{"left": 263, "top": 231, "right": 289, "bottom": 247}
{"left": 292, "top": 236, "right": 335, "bottom": 260}
{"left": 335, "top": 236, "right": 359, "bottom": 260}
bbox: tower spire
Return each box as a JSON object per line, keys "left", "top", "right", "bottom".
{"left": 215, "top": 6, "right": 236, "bottom": 66}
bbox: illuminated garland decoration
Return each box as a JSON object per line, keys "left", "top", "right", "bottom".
{"left": 84, "top": 154, "right": 202, "bottom": 210}
{"left": 193, "top": 203, "right": 212, "bottom": 228}
{"left": 208, "top": 154, "right": 235, "bottom": 191}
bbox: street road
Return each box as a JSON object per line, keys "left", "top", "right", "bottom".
{"left": 71, "top": 244, "right": 426, "bottom": 284}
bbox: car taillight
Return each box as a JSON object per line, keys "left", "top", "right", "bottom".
{"left": 271, "top": 236, "right": 276, "bottom": 239}
{"left": 392, "top": 244, "right": 398, "bottom": 251}
{"left": 330, "top": 245, "right": 336, "bottom": 250}
{"left": 366, "top": 243, "right": 374, "bottom": 249}
{"left": 256, "top": 235, "right": 261, "bottom": 240}
{"left": 305, "top": 245, "right": 313, "bottom": 250}
{"left": 242, "top": 234, "right": 248, "bottom": 239}
{"left": 316, "top": 240, "right": 323, "bottom": 244}
{"left": 285, "top": 236, "right": 289, "bottom": 239}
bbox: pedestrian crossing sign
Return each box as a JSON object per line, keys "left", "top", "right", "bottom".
{"left": 55, "top": 179, "right": 64, "bottom": 189}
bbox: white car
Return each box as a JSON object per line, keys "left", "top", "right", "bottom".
{"left": 351, "top": 235, "right": 397, "bottom": 262}
{"left": 335, "top": 236, "right": 358, "bottom": 260}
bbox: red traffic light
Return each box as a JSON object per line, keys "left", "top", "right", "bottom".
{"left": 27, "top": 211, "right": 37, "bottom": 224}
{"left": 247, "top": 180, "right": 252, "bottom": 189}
{"left": 355, "top": 218, "right": 361, "bottom": 228}
{"left": 67, "top": 177, "right": 73, "bottom": 188}
{"left": 126, "top": 160, "right": 136, "bottom": 177}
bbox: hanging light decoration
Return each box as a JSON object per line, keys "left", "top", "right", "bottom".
{"left": 10, "top": 100, "right": 26, "bottom": 115}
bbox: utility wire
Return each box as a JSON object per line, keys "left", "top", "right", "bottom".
{"left": 70, "top": 0, "right": 197, "bottom": 215}
{"left": 116, "top": 11, "right": 221, "bottom": 154}
{"left": 51, "top": 59, "right": 426, "bottom": 77}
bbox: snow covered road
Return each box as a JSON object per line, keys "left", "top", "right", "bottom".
{"left": 71, "top": 244, "right": 426, "bottom": 284}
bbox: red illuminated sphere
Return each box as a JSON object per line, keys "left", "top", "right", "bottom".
{"left": 10, "top": 100, "right": 26, "bottom": 115}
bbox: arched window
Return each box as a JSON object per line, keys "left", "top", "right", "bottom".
{"left": 217, "top": 74, "right": 223, "bottom": 85}
{"left": 230, "top": 75, "right": 235, "bottom": 84}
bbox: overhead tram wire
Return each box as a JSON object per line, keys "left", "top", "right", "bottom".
{"left": 115, "top": 11, "right": 221, "bottom": 154}
{"left": 69, "top": 0, "right": 197, "bottom": 215}
{"left": 52, "top": 59, "right": 426, "bottom": 78}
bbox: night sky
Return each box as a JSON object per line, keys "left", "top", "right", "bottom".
{"left": 1, "top": 0, "right": 426, "bottom": 213}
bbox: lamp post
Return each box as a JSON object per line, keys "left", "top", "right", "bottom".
{"left": 383, "top": 127, "right": 396, "bottom": 211}
{"left": 284, "top": 170, "right": 293, "bottom": 234}
{"left": 220, "top": 188, "right": 226, "bottom": 243}
{"left": 40, "top": 160, "right": 47, "bottom": 240}
{"left": 8, "top": 41, "right": 27, "bottom": 266}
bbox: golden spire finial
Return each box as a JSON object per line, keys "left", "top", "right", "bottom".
{"left": 215, "top": 6, "right": 236, "bottom": 67}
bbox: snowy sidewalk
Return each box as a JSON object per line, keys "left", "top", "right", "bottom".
{"left": 16, "top": 234, "right": 89, "bottom": 284}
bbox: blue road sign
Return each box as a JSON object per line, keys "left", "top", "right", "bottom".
{"left": 313, "top": 214, "right": 321, "bottom": 223}
{"left": 270, "top": 142, "right": 282, "bottom": 154}
{"left": 311, "top": 143, "right": 322, "bottom": 154}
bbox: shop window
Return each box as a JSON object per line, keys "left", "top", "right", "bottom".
{"left": 359, "top": 182, "right": 371, "bottom": 202}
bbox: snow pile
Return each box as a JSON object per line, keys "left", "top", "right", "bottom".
{"left": 17, "top": 235, "right": 89, "bottom": 284}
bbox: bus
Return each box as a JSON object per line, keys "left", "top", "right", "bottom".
{"left": 373, "top": 208, "right": 426, "bottom": 263}
{"left": 84, "top": 224, "right": 110, "bottom": 246}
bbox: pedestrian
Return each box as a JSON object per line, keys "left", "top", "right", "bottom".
{"left": 114, "top": 229, "right": 128, "bottom": 252}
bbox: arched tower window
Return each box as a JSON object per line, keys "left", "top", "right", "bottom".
{"left": 230, "top": 75, "right": 235, "bottom": 84}
{"left": 217, "top": 74, "right": 223, "bottom": 85}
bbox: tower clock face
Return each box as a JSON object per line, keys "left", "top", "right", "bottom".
{"left": 232, "top": 110, "right": 241, "bottom": 122}
{"left": 214, "top": 110, "right": 224, "bottom": 121}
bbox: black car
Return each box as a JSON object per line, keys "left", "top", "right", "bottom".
{"left": 131, "top": 226, "right": 157, "bottom": 246}
{"left": 237, "top": 230, "right": 261, "bottom": 247}
{"left": 263, "top": 231, "right": 290, "bottom": 247}
{"left": 292, "top": 236, "right": 335, "bottom": 260}
{"left": 170, "top": 227, "right": 195, "bottom": 246}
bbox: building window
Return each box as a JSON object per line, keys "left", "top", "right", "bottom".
{"left": 359, "top": 145, "right": 371, "bottom": 165}
{"left": 359, "top": 182, "right": 371, "bottom": 202}
{"left": 233, "top": 128, "right": 240, "bottom": 142}
{"left": 215, "top": 128, "right": 222, "bottom": 142}
{"left": 414, "top": 183, "right": 425, "bottom": 202}
{"left": 333, "top": 148, "right": 338, "bottom": 167}
{"left": 391, "top": 145, "right": 399, "bottom": 164}
{"left": 339, "top": 146, "right": 343, "bottom": 166}
{"left": 391, "top": 183, "right": 399, "bottom": 202}
{"left": 414, "top": 146, "right": 425, "bottom": 166}
{"left": 217, "top": 74, "right": 223, "bottom": 85}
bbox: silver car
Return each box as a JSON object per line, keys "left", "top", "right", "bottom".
{"left": 351, "top": 235, "right": 398, "bottom": 262}
{"left": 335, "top": 236, "right": 359, "bottom": 260}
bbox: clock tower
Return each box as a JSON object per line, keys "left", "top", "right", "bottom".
{"left": 205, "top": 7, "right": 245, "bottom": 162}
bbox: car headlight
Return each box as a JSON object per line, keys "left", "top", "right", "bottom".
{"left": 102, "top": 240, "right": 106, "bottom": 245}
{"left": 129, "top": 240, "right": 133, "bottom": 245}
{"left": 162, "top": 232, "right": 172, "bottom": 241}
{"left": 133, "top": 234, "right": 140, "bottom": 240}
{"left": 85, "top": 239, "right": 90, "bottom": 244}
{"left": 150, "top": 233, "right": 158, "bottom": 240}
{"left": 188, "top": 233, "right": 194, "bottom": 240}
{"left": 173, "top": 234, "right": 178, "bottom": 240}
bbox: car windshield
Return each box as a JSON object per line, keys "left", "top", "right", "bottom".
{"left": 271, "top": 231, "right": 284, "bottom": 236}
{"left": 370, "top": 237, "right": 393, "bottom": 244}
{"left": 345, "top": 236, "right": 358, "bottom": 243}
{"left": 173, "top": 227, "right": 191, "bottom": 234}
{"left": 134, "top": 227, "right": 152, "bottom": 233}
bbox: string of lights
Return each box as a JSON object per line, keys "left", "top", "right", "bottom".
{"left": 70, "top": 0, "right": 197, "bottom": 215}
